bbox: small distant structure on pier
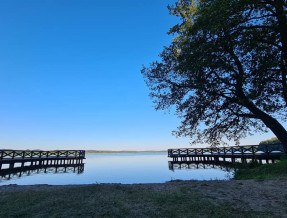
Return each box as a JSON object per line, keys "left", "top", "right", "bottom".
{"left": 168, "top": 144, "right": 285, "bottom": 165}
{"left": 0, "top": 150, "right": 85, "bottom": 172}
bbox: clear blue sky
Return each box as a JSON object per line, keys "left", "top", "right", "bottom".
{"left": 0, "top": 0, "right": 276, "bottom": 150}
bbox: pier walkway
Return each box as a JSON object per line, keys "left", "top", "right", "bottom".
{"left": 0, "top": 150, "right": 85, "bottom": 170}
{"left": 168, "top": 144, "right": 285, "bottom": 164}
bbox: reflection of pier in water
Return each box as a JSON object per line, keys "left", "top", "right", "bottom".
{"left": 168, "top": 160, "right": 236, "bottom": 171}
{"left": 0, "top": 162, "right": 84, "bottom": 182}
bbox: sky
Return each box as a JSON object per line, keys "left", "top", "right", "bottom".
{"left": 0, "top": 0, "right": 277, "bottom": 151}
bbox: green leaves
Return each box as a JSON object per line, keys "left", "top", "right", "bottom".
{"left": 142, "top": 0, "right": 287, "bottom": 147}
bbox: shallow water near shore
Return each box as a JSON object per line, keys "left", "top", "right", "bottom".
{"left": 0, "top": 153, "right": 233, "bottom": 185}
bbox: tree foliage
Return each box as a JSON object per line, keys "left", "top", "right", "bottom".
{"left": 142, "top": 0, "right": 287, "bottom": 149}
{"left": 259, "top": 137, "right": 280, "bottom": 145}
{"left": 258, "top": 137, "right": 284, "bottom": 153}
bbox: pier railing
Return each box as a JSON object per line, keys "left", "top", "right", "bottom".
{"left": 0, "top": 150, "right": 85, "bottom": 171}
{"left": 168, "top": 144, "right": 285, "bottom": 163}
{"left": 0, "top": 150, "right": 85, "bottom": 160}
{"left": 168, "top": 144, "right": 285, "bottom": 157}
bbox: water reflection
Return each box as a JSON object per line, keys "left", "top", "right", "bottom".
{"left": 0, "top": 163, "right": 84, "bottom": 183}
{"left": 0, "top": 153, "right": 234, "bottom": 185}
{"left": 168, "top": 160, "right": 235, "bottom": 175}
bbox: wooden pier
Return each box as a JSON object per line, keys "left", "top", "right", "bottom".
{"left": 168, "top": 144, "right": 285, "bottom": 164}
{"left": 0, "top": 150, "right": 85, "bottom": 171}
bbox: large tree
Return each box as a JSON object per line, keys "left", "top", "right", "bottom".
{"left": 141, "top": 0, "right": 287, "bottom": 151}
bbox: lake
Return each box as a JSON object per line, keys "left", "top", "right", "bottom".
{"left": 0, "top": 153, "right": 233, "bottom": 185}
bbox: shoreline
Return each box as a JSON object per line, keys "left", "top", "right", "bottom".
{"left": 0, "top": 176, "right": 285, "bottom": 187}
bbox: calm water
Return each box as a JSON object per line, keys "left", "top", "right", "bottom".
{"left": 0, "top": 153, "right": 233, "bottom": 185}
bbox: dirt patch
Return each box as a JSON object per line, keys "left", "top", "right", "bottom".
{"left": 0, "top": 179, "right": 286, "bottom": 217}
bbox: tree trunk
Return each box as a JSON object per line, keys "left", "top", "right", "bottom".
{"left": 256, "top": 112, "right": 287, "bottom": 153}
{"left": 243, "top": 98, "right": 287, "bottom": 153}
{"left": 235, "top": 74, "right": 287, "bottom": 152}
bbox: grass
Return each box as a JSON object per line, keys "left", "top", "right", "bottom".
{"left": 234, "top": 156, "right": 287, "bottom": 180}
{"left": 0, "top": 184, "right": 271, "bottom": 218}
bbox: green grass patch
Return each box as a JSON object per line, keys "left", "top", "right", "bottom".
{"left": 0, "top": 185, "right": 271, "bottom": 217}
{"left": 235, "top": 157, "right": 287, "bottom": 180}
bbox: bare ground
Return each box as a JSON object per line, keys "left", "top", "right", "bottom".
{"left": 0, "top": 178, "right": 286, "bottom": 217}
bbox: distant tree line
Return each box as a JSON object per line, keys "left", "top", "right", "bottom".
{"left": 259, "top": 137, "right": 280, "bottom": 145}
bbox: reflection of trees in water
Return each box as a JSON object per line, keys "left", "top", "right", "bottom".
{"left": 0, "top": 163, "right": 84, "bottom": 182}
